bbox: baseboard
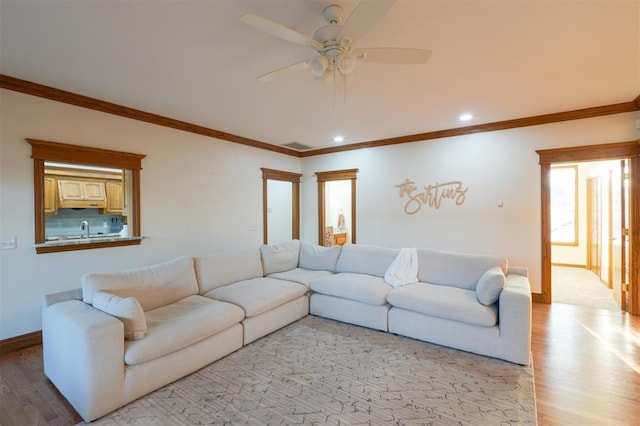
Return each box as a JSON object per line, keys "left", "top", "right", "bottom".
{"left": 551, "top": 263, "right": 586, "bottom": 268}
{"left": 532, "top": 293, "right": 549, "bottom": 304}
{"left": 0, "top": 330, "right": 42, "bottom": 355}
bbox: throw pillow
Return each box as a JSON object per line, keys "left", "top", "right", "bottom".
{"left": 260, "top": 239, "right": 301, "bottom": 275}
{"left": 92, "top": 291, "right": 147, "bottom": 340}
{"left": 299, "top": 241, "right": 341, "bottom": 271}
{"left": 476, "top": 266, "right": 506, "bottom": 306}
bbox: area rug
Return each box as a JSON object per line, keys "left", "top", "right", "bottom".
{"left": 86, "top": 316, "right": 536, "bottom": 425}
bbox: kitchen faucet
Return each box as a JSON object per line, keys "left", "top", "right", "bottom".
{"left": 81, "top": 221, "right": 90, "bottom": 238}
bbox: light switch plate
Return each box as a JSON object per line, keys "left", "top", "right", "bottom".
{"left": 0, "top": 236, "right": 17, "bottom": 250}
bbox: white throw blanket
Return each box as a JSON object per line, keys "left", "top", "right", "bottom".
{"left": 384, "top": 247, "right": 419, "bottom": 288}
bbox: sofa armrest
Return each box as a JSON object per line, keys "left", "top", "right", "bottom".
{"left": 498, "top": 274, "right": 532, "bottom": 364}
{"left": 42, "top": 299, "right": 125, "bottom": 421}
{"left": 42, "top": 288, "right": 83, "bottom": 307}
{"left": 506, "top": 266, "right": 528, "bottom": 277}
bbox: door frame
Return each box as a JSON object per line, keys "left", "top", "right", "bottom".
{"left": 315, "top": 169, "right": 358, "bottom": 246}
{"left": 261, "top": 168, "right": 302, "bottom": 244}
{"left": 586, "top": 176, "right": 602, "bottom": 279}
{"left": 537, "top": 140, "right": 640, "bottom": 315}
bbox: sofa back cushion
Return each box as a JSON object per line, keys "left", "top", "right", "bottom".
{"left": 416, "top": 248, "right": 507, "bottom": 290}
{"left": 260, "top": 240, "right": 301, "bottom": 275}
{"left": 195, "top": 249, "right": 263, "bottom": 294}
{"left": 82, "top": 256, "right": 198, "bottom": 311}
{"left": 336, "top": 243, "right": 400, "bottom": 278}
{"left": 299, "top": 241, "right": 341, "bottom": 272}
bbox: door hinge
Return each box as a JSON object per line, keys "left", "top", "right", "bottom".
{"left": 623, "top": 228, "right": 629, "bottom": 236}
{"left": 622, "top": 283, "right": 629, "bottom": 292}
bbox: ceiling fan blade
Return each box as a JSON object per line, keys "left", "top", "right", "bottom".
{"left": 353, "top": 48, "right": 432, "bottom": 64}
{"left": 240, "top": 12, "right": 323, "bottom": 50}
{"left": 257, "top": 59, "right": 311, "bottom": 82}
{"left": 339, "top": 0, "right": 396, "bottom": 43}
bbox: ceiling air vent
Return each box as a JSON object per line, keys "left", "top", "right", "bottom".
{"left": 282, "top": 142, "right": 313, "bottom": 151}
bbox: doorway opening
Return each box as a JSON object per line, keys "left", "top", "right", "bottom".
{"left": 537, "top": 140, "right": 640, "bottom": 316}
{"left": 550, "top": 160, "right": 627, "bottom": 311}
{"left": 315, "top": 169, "right": 358, "bottom": 247}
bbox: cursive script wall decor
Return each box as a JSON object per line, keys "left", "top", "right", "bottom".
{"left": 396, "top": 178, "right": 468, "bottom": 215}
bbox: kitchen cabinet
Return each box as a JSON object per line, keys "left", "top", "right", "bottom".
{"left": 44, "top": 176, "right": 58, "bottom": 215}
{"left": 57, "top": 179, "right": 107, "bottom": 208}
{"left": 103, "top": 181, "right": 123, "bottom": 214}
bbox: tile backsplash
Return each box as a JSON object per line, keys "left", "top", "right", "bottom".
{"left": 45, "top": 208, "right": 124, "bottom": 238}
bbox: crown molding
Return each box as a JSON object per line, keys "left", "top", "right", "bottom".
{"left": 2, "top": 74, "right": 638, "bottom": 158}
{"left": 0, "top": 74, "right": 301, "bottom": 157}
{"left": 299, "top": 100, "right": 640, "bottom": 157}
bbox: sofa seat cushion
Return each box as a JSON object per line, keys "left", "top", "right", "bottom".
{"left": 387, "top": 283, "right": 498, "bottom": 327}
{"left": 124, "top": 295, "right": 244, "bottom": 366}
{"left": 267, "top": 268, "right": 333, "bottom": 289}
{"left": 204, "top": 278, "right": 307, "bottom": 318}
{"left": 310, "top": 273, "right": 391, "bottom": 306}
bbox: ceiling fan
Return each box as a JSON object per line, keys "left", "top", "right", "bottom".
{"left": 240, "top": 0, "right": 432, "bottom": 84}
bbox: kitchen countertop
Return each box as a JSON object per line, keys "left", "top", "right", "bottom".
{"left": 35, "top": 235, "right": 143, "bottom": 248}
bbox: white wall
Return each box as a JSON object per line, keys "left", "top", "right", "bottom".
{"left": 300, "top": 112, "right": 640, "bottom": 295}
{"left": 1, "top": 88, "right": 638, "bottom": 340}
{"left": 0, "top": 89, "right": 300, "bottom": 339}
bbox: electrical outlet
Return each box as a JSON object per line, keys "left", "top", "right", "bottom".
{"left": 0, "top": 237, "right": 17, "bottom": 250}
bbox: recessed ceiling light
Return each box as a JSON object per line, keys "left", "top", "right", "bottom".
{"left": 333, "top": 135, "right": 344, "bottom": 143}
{"left": 459, "top": 113, "right": 474, "bottom": 122}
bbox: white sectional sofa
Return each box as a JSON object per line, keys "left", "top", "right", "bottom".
{"left": 42, "top": 240, "right": 531, "bottom": 422}
{"left": 310, "top": 243, "right": 532, "bottom": 366}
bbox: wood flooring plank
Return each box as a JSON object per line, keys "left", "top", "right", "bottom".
{"left": 532, "top": 303, "right": 640, "bottom": 425}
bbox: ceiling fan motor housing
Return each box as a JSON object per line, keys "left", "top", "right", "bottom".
{"left": 313, "top": 21, "right": 355, "bottom": 77}
{"left": 322, "top": 5, "right": 344, "bottom": 24}
{"left": 313, "top": 25, "right": 345, "bottom": 51}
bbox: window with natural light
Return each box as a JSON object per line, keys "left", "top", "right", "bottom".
{"left": 550, "top": 165, "right": 578, "bottom": 245}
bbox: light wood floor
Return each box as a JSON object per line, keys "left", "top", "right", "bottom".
{"left": 1, "top": 303, "right": 639, "bottom": 425}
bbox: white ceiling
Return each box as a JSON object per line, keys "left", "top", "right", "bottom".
{"left": 1, "top": 0, "right": 638, "bottom": 151}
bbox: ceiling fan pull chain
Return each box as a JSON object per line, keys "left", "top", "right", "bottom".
{"left": 333, "top": 60, "right": 337, "bottom": 110}
{"left": 343, "top": 72, "right": 348, "bottom": 103}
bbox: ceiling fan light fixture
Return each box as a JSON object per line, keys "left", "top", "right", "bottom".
{"left": 309, "top": 55, "right": 329, "bottom": 77}
{"left": 336, "top": 52, "right": 356, "bottom": 75}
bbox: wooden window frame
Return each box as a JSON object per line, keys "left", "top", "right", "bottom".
{"left": 550, "top": 165, "right": 579, "bottom": 246}
{"left": 27, "top": 139, "right": 146, "bottom": 254}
